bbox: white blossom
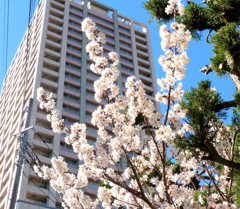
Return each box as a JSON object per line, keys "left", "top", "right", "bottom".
{"left": 34, "top": 13, "right": 238, "bottom": 209}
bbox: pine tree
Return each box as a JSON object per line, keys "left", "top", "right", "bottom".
{"left": 143, "top": 0, "right": 240, "bottom": 205}
{"left": 143, "top": 0, "right": 240, "bottom": 87}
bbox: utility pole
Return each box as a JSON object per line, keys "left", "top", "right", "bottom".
{"left": 9, "top": 99, "right": 33, "bottom": 209}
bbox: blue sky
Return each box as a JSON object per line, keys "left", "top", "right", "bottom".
{"left": 0, "top": 0, "right": 235, "bottom": 117}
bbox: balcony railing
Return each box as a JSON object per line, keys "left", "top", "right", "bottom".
{"left": 69, "top": 13, "right": 83, "bottom": 21}
{"left": 64, "top": 95, "right": 80, "bottom": 103}
{"left": 66, "top": 63, "right": 81, "bottom": 72}
{"left": 64, "top": 84, "right": 80, "bottom": 92}
{"left": 63, "top": 106, "right": 80, "bottom": 114}
{"left": 68, "top": 37, "right": 81, "bottom": 45}
{"left": 67, "top": 54, "right": 81, "bottom": 63}
{"left": 67, "top": 45, "right": 81, "bottom": 53}
{"left": 65, "top": 73, "right": 81, "bottom": 82}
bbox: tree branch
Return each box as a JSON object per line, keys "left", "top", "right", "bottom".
{"left": 230, "top": 73, "right": 240, "bottom": 91}
{"left": 202, "top": 141, "right": 240, "bottom": 169}
{"left": 206, "top": 29, "right": 213, "bottom": 43}
{"left": 203, "top": 164, "right": 227, "bottom": 201}
{"left": 215, "top": 100, "right": 237, "bottom": 112}
{"left": 121, "top": 147, "right": 157, "bottom": 209}
{"left": 103, "top": 173, "right": 141, "bottom": 196}
{"left": 103, "top": 173, "right": 157, "bottom": 209}
{"left": 229, "top": 130, "right": 239, "bottom": 195}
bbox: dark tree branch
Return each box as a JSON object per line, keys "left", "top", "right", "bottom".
{"left": 202, "top": 141, "right": 240, "bottom": 170}
{"left": 206, "top": 29, "right": 213, "bottom": 43}
{"left": 103, "top": 173, "right": 157, "bottom": 209}
{"left": 229, "top": 130, "right": 240, "bottom": 195}
{"left": 203, "top": 164, "right": 227, "bottom": 200}
{"left": 113, "top": 197, "right": 141, "bottom": 208}
{"left": 215, "top": 100, "right": 237, "bottom": 112}
{"left": 103, "top": 173, "right": 141, "bottom": 196}
{"left": 143, "top": 116, "right": 172, "bottom": 204}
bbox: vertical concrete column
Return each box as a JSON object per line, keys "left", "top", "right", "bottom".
{"left": 79, "top": 0, "right": 89, "bottom": 124}
{"left": 129, "top": 20, "right": 140, "bottom": 80}
{"left": 145, "top": 24, "right": 160, "bottom": 111}
{"left": 112, "top": 10, "right": 123, "bottom": 93}
{"left": 31, "top": 0, "right": 52, "bottom": 120}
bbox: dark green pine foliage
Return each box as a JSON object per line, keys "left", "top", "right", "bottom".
{"left": 143, "top": 0, "right": 174, "bottom": 24}
{"left": 143, "top": 0, "right": 240, "bottom": 76}
{"left": 176, "top": 80, "right": 226, "bottom": 153}
{"left": 143, "top": 0, "right": 240, "bottom": 205}
{"left": 176, "top": 1, "right": 225, "bottom": 39}
{"left": 211, "top": 23, "right": 240, "bottom": 76}
{"left": 143, "top": 0, "right": 240, "bottom": 165}
{"left": 231, "top": 109, "right": 240, "bottom": 206}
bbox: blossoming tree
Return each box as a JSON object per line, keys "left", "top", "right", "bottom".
{"left": 35, "top": 0, "right": 240, "bottom": 208}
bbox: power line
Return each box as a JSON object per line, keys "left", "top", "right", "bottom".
{"left": 8, "top": 0, "right": 58, "bottom": 208}
{"left": 22, "top": 134, "right": 60, "bottom": 204}
{"left": 26, "top": 164, "right": 60, "bottom": 204}
{"left": 21, "top": 170, "right": 58, "bottom": 205}
{"left": 1, "top": 0, "right": 41, "bottom": 88}
{"left": 2, "top": 0, "right": 10, "bottom": 82}
{"left": 26, "top": 106, "right": 61, "bottom": 158}
{"left": 5, "top": 0, "right": 9, "bottom": 76}
{"left": 31, "top": 128, "right": 58, "bottom": 158}
{"left": 23, "top": 147, "right": 65, "bottom": 206}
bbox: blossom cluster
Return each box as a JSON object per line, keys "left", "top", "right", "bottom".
{"left": 165, "top": 0, "right": 185, "bottom": 15}
{"left": 82, "top": 17, "right": 119, "bottom": 103}
{"left": 34, "top": 0, "right": 238, "bottom": 208}
{"left": 37, "top": 87, "right": 69, "bottom": 134}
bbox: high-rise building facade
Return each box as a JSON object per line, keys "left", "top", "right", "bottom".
{"left": 0, "top": 0, "right": 159, "bottom": 208}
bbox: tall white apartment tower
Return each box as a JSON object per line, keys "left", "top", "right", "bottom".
{"left": 0, "top": 0, "right": 159, "bottom": 208}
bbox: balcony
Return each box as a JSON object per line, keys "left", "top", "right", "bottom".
{"left": 26, "top": 192, "right": 48, "bottom": 206}
{"left": 60, "top": 142, "right": 75, "bottom": 153}
{"left": 88, "top": 13, "right": 113, "bottom": 28}
{"left": 65, "top": 73, "right": 80, "bottom": 82}
{"left": 50, "top": 1, "right": 64, "bottom": 12}
{"left": 50, "top": 6, "right": 64, "bottom": 15}
{"left": 46, "top": 33, "right": 61, "bottom": 44}
{"left": 69, "top": 13, "right": 83, "bottom": 22}
{"left": 50, "top": 10, "right": 64, "bottom": 19}
{"left": 63, "top": 94, "right": 80, "bottom": 104}
{"left": 135, "top": 40, "right": 148, "bottom": 50}
{"left": 33, "top": 146, "right": 52, "bottom": 159}
{"left": 137, "top": 57, "right": 150, "bottom": 66}
{"left": 118, "top": 25, "right": 130, "bottom": 34}
{"left": 67, "top": 44, "right": 82, "bottom": 54}
{"left": 64, "top": 83, "right": 80, "bottom": 91}
{"left": 121, "top": 65, "right": 134, "bottom": 74}
{"left": 120, "top": 40, "right": 132, "bottom": 49}
{"left": 63, "top": 106, "right": 80, "bottom": 115}
{"left": 35, "top": 119, "right": 53, "bottom": 134}
{"left": 67, "top": 36, "right": 82, "bottom": 46}
{"left": 69, "top": 20, "right": 81, "bottom": 29}
{"left": 119, "top": 33, "right": 131, "bottom": 42}
{"left": 42, "top": 67, "right": 59, "bottom": 77}
{"left": 49, "top": 16, "right": 63, "bottom": 28}
{"left": 120, "top": 48, "right": 133, "bottom": 57}
{"left": 41, "top": 78, "right": 58, "bottom": 88}
{"left": 45, "top": 48, "right": 60, "bottom": 58}
{"left": 66, "top": 54, "right": 81, "bottom": 64}
{"left": 48, "top": 22, "right": 63, "bottom": 34}
{"left": 54, "top": 0, "right": 65, "bottom": 5}
{"left": 70, "top": 5, "right": 83, "bottom": 14}
{"left": 43, "top": 61, "right": 59, "bottom": 72}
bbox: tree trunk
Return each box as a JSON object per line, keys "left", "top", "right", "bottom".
{"left": 230, "top": 73, "right": 240, "bottom": 91}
